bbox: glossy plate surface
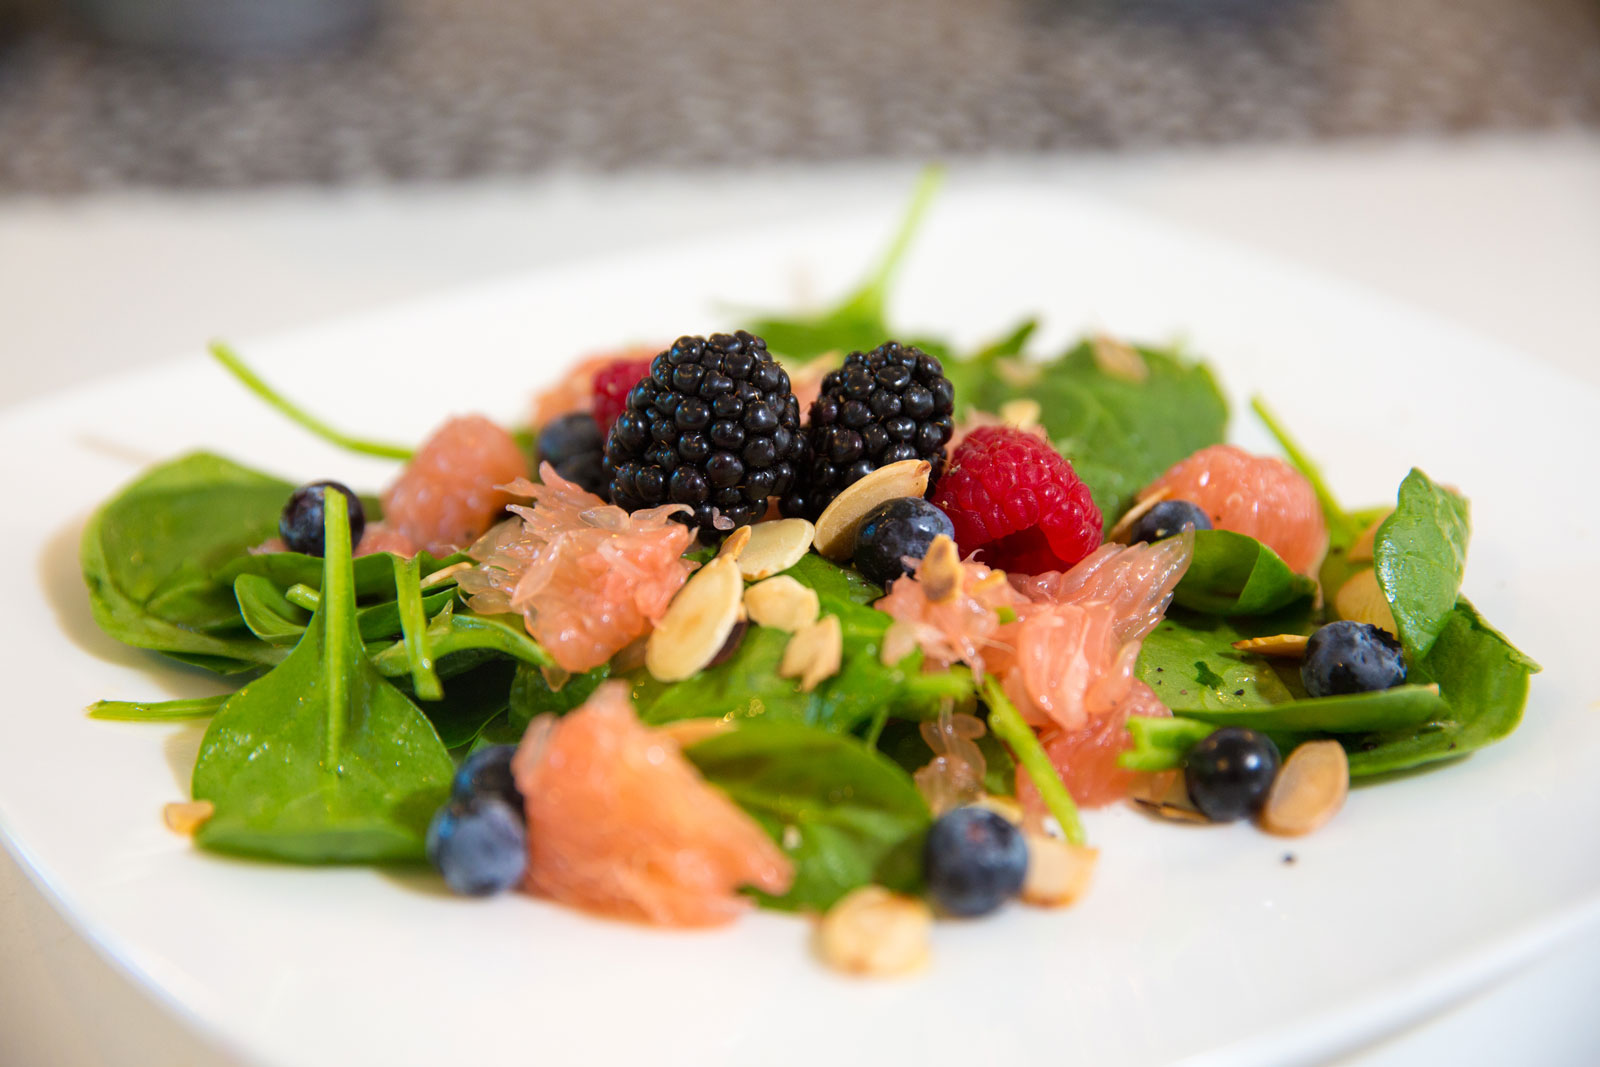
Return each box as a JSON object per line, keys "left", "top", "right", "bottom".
{"left": 3, "top": 189, "right": 1597, "bottom": 1066}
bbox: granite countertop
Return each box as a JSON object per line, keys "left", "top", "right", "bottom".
{"left": 0, "top": 0, "right": 1596, "bottom": 191}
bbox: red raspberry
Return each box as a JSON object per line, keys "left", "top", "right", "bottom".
{"left": 591, "top": 357, "right": 654, "bottom": 435}
{"left": 930, "top": 426, "right": 1102, "bottom": 574}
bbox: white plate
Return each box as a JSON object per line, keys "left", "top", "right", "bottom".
{"left": 3, "top": 189, "right": 1598, "bottom": 1067}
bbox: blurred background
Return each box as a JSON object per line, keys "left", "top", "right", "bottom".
{"left": 2, "top": 2, "right": 1599, "bottom": 1064}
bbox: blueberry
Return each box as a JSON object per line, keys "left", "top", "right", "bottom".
{"left": 1302, "top": 620, "right": 1407, "bottom": 697}
{"left": 451, "top": 745, "right": 525, "bottom": 810}
{"left": 1129, "top": 499, "right": 1212, "bottom": 544}
{"left": 426, "top": 796, "right": 528, "bottom": 896}
{"left": 852, "top": 497, "right": 956, "bottom": 585}
{"left": 537, "top": 413, "right": 607, "bottom": 494}
{"left": 922, "top": 806, "right": 1028, "bottom": 917}
{"left": 1184, "top": 727, "right": 1280, "bottom": 822}
{"left": 279, "top": 480, "right": 365, "bottom": 557}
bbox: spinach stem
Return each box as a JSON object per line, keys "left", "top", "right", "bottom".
{"left": 321, "top": 487, "right": 355, "bottom": 767}
{"left": 209, "top": 342, "right": 415, "bottom": 461}
{"left": 88, "top": 695, "right": 227, "bottom": 721}
{"left": 981, "top": 676, "right": 1086, "bottom": 846}
{"left": 393, "top": 555, "right": 443, "bottom": 701}
{"left": 1250, "top": 396, "right": 1359, "bottom": 544}
{"left": 858, "top": 164, "right": 945, "bottom": 308}
{"left": 285, "top": 583, "right": 321, "bottom": 611}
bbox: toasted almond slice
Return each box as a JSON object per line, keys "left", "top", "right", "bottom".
{"left": 716, "top": 524, "right": 753, "bottom": 562}
{"left": 919, "top": 535, "right": 963, "bottom": 604}
{"left": 779, "top": 614, "right": 843, "bottom": 692}
{"left": 1261, "top": 740, "right": 1349, "bottom": 836}
{"left": 1091, "top": 334, "right": 1150, "bottom": 383}
{"left": 813, "top": 460, "right": 932, "bottom": 560}
{"left": 164, "top": 800, "right": 214, "bottom": 835}
{"left": 1346, "top": 510, "right": 1392, "bottom": 563}
{"left": 1335, "top": 568, "right": 1399, "bottom": 633}
{"left": 738, "top": 518, "right": 815, "bottom": 580}
{"left": 1128, "top": 773, "right": 1208, "bottom": 824}
{"left": 998, "top": 398, "right": 1042, "bottom": 432}
{"left": 972, "top": 794, "right": 1025, "bottom": 826}
{"left": 655, "top": 718, "right": 734, "bottom": 748}
{"left": 817, "top": 885, "right": 932, "bottom": 977}
{"left": 880, "top": 619, "right": 919, "bottom": 667}
{"left": 744, "top": 575, "right": 821, "bottom": 633}
{"left": 1020, "top": 833, "right": 1099, "bottom": 907}
{"left": 1231, "top": 633, "right": 1310, "bottom": 658}
{"left": 646, "top": 556, "right": 744, "bottom": 682}
{"left": 1106, "top": 487, "right": 1172, "bottom": 544}
{"left": 995, "top": 357, "right": 1041, "bottom": 387}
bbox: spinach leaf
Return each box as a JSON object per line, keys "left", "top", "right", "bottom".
{"left": 684, "top": 721, "right": 931, "bottom": 912}
{"left": 368, "top": 606, "right": 555, "bottom": 678}
{"left": 988, "top": 341, "right": 1228, "bottom": 524}
{"left": 234, "top": 573, "right": 455, "bottom": 647}
{"left": 1173, "top": 530, "right": 1317, "bottom": 616}
{"left": 1373, "top": 469, "right": 1470, "bottom": 659}
{"left": 1179, "top": 685, "right": 1447, "bottom": 735}
{"left": 876, "top": 718, "right": 1016, "bottom": 798}
{"left": 191, "top": 488, "right": 453, "bottom": 863}
{"left": 417, "top": 660, "right": 519, "bottom": 750}
{"left": 939, "top": 318, "right": 1038, "bottom": 419}
{"left": 508, "top": 662, "right": 610, "bottom": 730}
{"left": 1137, "top": 612, "right": 1298, "bottom": 712}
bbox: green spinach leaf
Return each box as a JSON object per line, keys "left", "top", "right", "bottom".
{"left": 508, "top": 662, "right": 610, "bottom": 730}
{"left": 191, "top": 488, "right": 453, "bottom": 863}
{"left": 1173, "top": 530, "right": 1317, "bottom": 616}
{"left": 1373, "top": 469, "right": 1470, "bottom": 659}
{"left": 1137, "top": 612, "right": 1299, "bottom": 712}
{"left": 685, "top": 721, "right": 931, "bottom": 912}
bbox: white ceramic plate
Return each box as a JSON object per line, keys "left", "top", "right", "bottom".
{"left": 3, "top": 190, "right": 1598, "bottom": 1067}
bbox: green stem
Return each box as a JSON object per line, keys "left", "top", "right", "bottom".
{"left": 1250, "top": 396, "right": 1359, "bottom": 545}
{"left": 209, "top": 342, "right": 415, "bottom": 461}
{"left": 285, "top": 583, "right": 321, "bottom": 612}
{"left": 88, "top": 695, "right": 227, "bottom": 721}
{"left": 848, "top": 165, "right": 946, "bottom": 316}
{"left": 1119, "top": 715, "right": 1215, "bottom": 772}
{"left": 321, "top": 486, "right": 356, "bottom": 767}
{"left": 393, "top": 555, "right": 443, "bottom": 701}
{"left": 981, "top": 676, "right": 1086, "bottom": 846}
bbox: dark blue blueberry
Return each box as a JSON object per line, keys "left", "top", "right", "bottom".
{"left": 1129, "top": 499, "right": 1212, "bottom": 544}
{"left": 1302, "top": 620, "right": 1407, "bottom": 698}
{"left": 451, "top": 744, "right": 525, "bottom": 810}
{"left": 1184, "top": 727, "right": 1280, "bottom": 822}
{"left": 426, "top": 796, "right": 527, "bottom": 897}
{"left": 538, "top": 412, "right": 602, "bottom": 467}
{"left": 279, "top": 480, "right": 365, "bottom": 557}
{"left": 852, "top": 497, "right": 955, "bottom": 585}
{"left": 923, "top": 807, "right": 1028, "bottom": 917}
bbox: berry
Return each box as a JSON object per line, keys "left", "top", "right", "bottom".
{"left": 790, "top": 341, "right": 955, "bottom": 519}
{"left": 1184, "top": 727, "right": 1280, "bottom": 822}
{"left": 279, "top": 481, "right": 365, "bottom": 557}
{"left": 537, "top": 412, "right": 607, "bottom": 496}
{"left": 923, "top": 807, "right": 1028, "bottom": 917}
{"left": 591, "top": 356, "right": 653, "bottom": 435}
{"left": 604, "top": 332, "right": 805, "bottom": 534}
{"left": 1129, "top": 499, "right": 1212, "bottom": 544}
{"left": 852, "top": 497, "right": 955, "bottom": 585}
{"left": 931, "top": 426, "right": 1103, "bottom": 575}
{"left": 426, "top": 795, "right": 528, "bottom": 896}
{"left": 1302, "top": 620, "right": 1407, "bottom": 697}
{"left": 452, "top": 745, "right": 525, "bottom": 810}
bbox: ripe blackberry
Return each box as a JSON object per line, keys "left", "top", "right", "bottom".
{"left": 604, "top": 331, "right": 805, "bottom": 533}
{"left": 789, "top": 341, "right": 954, "bottom": 519}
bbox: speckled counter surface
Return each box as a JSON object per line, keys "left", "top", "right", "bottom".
{"left": 0, "top": 0, "right": 1596, "bottom": 190}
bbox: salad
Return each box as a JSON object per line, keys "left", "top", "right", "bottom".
{"left": 82, "top": 174, "right": 1537, "bottom": 975}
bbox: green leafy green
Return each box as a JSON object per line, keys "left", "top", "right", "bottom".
{"left": 1173, "top": 530, "right": 1317, "bottom": 616}
{"left": 1373, "top": 469, "right": 1470, "bottom": 659}
{"left": 876, "top": 718, "right": 1016, "bottom": 797}
{"left": 233, "top": 573, "right": 455, "bottom": 647}
{"left": 1180, "top": 684, "right": 1447, "bottom": 735}
{"left": 685, "top": 721, "right": 931, "bottom": 911}
{"left": 1137, "top": 612, "right": 1299, "bottom": 712}
{"left": 87, "top": 695, "right": 228, "bottom": 721}
{"left": 367, "top": 606, "right": 555, "bottom": 678}
{"left": 191, "top": 488, "right": 453, "bottom": 863}
{"left": 508, "top": 662, "right": 610, "bottom": 731}
{"left": 392, "top": 554, "right": 443, "bottom": 701}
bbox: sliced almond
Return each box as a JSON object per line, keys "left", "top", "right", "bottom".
{"left": 919, "top": 535, "right": 964, "bottom": 604}
{"left": 164, "top": 800, "right": 214, "bottom": 836}
{"left": 1128, "top": 774, "right": 1208, "bottom": 824}
{"left": 646, "top": 556, "right": 744, "bottom": 682}
{"left": 813, "top": 460, "right": 932, "bottom": 560}
{"left": 1335, "top": 568, "right": 1399, "bottom": 633}
{"left": 1346, "top": 510, "right": 1392, "bottom": 563}
{"left": 817, "top": 885, "right": 932, "bottom": 977}
{"left": 779, "top": 614, "right": 843, "bottom": 692}
{"left": 972, "top": 793, "right": 1024, "bottom": 826}
{"left": 1106, "top": 487, "right": 1172, "bottom": 544}
{"left": 1020, "top": 833, "right": 1099, "bottom": 908}
{"left": 655, "top": 718, "right": 734, "bottom": 748}
{"left": 737, "top": 518, "right": 815, "bottom": 580}
{"left": 1091, "top": 334, "right": 1149, "bottom": 383}
{"left": 998, "top": 398, "right": 1042, "bottom": 432}
{"left": 995, "top": 357, "right": 1041, "bottom": 387}
{"left": 744, "top": 575, "right": 820, "bottom": 633}
{"left": 880, "top": 619, "right": 919, "bottom": 667}
{"left": 715, "top": 524, "right": 752, "bottom": 562}
{"left": 1261, "top": 740, "right": 1349, "bottom": 836}
{"left": 1231, "top": 633, "right": 1310, "bottom": 658}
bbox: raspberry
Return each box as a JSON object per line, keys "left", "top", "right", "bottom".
{"left": 931, "top": 426, "right": 1102, "bottom": 575}
{"left": 591, "top": 357, "right": 653, "bottom": 435}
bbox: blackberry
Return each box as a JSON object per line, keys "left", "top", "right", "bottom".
{"left": 788, "top": 341, "right": 954, "bottom": 519}
{"left": 604, "top": 331, "right": 805, "bottom": 534}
